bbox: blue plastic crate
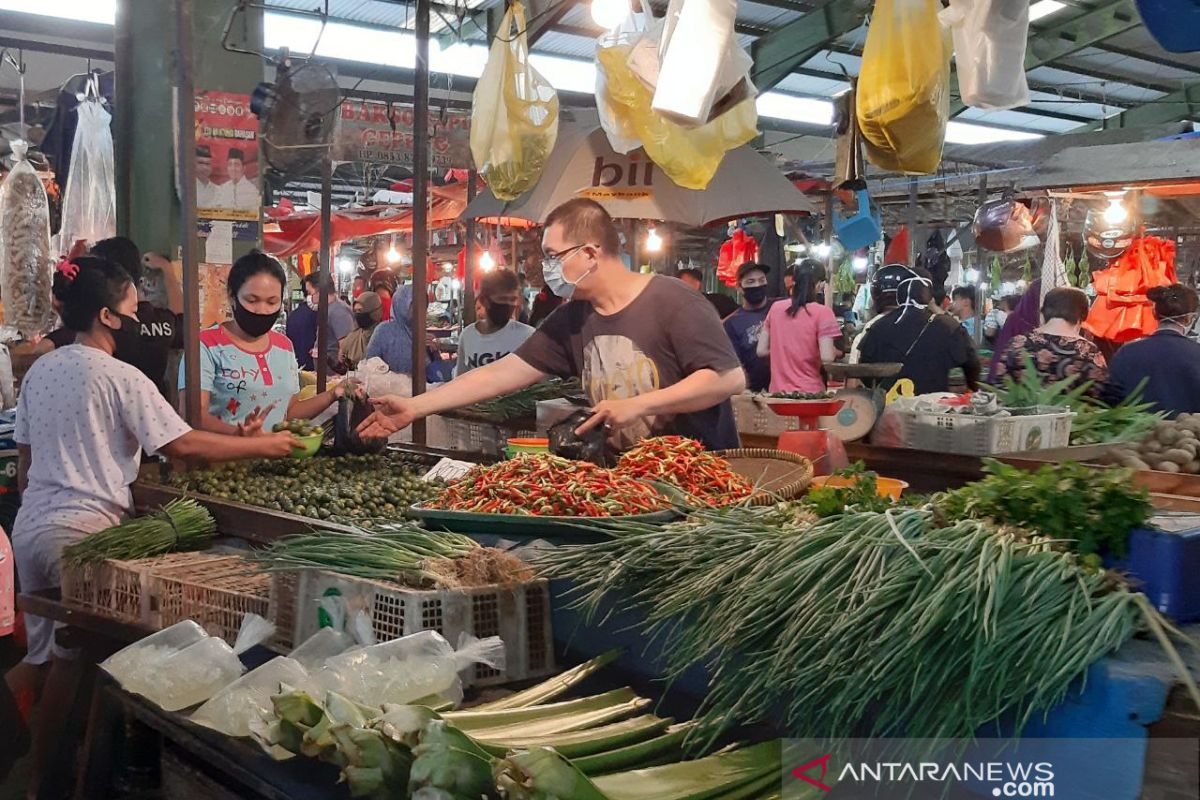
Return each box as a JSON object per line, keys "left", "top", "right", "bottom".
{"left": 1111, "top": 516, "right": 1200, "bottom": 623}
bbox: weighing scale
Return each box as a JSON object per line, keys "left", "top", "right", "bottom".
{"left": 764, "top": 363, "right": 904, "bottom": 475}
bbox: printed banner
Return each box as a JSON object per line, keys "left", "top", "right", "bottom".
{"left": 334, "top": 99, "right": 471, "bottom": 168}
{"left": 194, "top": 90, "right": 262, "bottom": 222}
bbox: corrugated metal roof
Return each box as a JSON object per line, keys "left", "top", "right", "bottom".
{"left": 534, "top": 30, "right": 596, "bottom": 59}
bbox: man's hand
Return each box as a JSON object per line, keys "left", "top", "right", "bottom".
{"left": 575, "top": 397, "right": 648, "bottom": 436}
{"left": 142, "top": 252, "right": 174, "bottom": 272}
{"left": 237, "top": 404, "right": 277, "bottom": 437}
{"left": 357, "top": 395, "right": 417, "bottom": 439}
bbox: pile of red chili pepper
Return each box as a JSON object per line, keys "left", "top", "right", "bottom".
{"left": 617, "top": 436, "right": 755, "bottom": 507}
{"left": 435, "top": 454, "right": 670, "bottom": 517}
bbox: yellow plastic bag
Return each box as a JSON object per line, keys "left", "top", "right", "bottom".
{"left": 469, "top": 2, "right": 558, "bottom": 200}
{"left": 856, "top": 0, "right": 951, "bottom": 174}
{"left": 596, "top": 40, "right": 757, "bottom": 191}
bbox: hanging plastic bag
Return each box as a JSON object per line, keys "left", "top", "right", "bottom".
{"left": 312, "top": 630, "right": 505, "bottom": 709}
{"left": 470, "top": 1, "right": 559, "bottom": 201}
{"left": 941, "top": 0, "right": 1030, "bottom": 110}
{"left": 102, "top": 614, "right": 276, "bottom": 711}
{"left": 57, "top": 100, "right": 117, "bottom": 253}
{"left": 717, "top": 228, "right": 759, "bottom": 287}
{"left": 596, "top": 37, "right": 757, "bottom": 190}
{"left": 597, "top": 17, "right": 646, "bottom": 154}
{"left": 857, "top": 0, "right": 952, "bottom": 174}
{"left": 0, "top": 141, "right": 55, "bottom": 340}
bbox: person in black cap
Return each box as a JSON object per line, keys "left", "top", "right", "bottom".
{"left": 678, "top": 268, "right": 738, "bottom": 319}
{"left": 723, "top": 262, "right": 773, "bottom": 391}
{"left": 195, "top": 144, "right": 221, "bottom": 208}
{"left": 223, "top": 146, "right": 259, "bottom": 211}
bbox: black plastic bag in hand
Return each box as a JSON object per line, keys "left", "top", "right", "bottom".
{"left": 548, "top": 409, "right": 615, "bottom": 467}
{"left": 334, "top": 395, "right": 388, "bottom": 455}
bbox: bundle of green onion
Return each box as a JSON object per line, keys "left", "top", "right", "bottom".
{"left": 62, "top": 498, "right": 216, "bottom": 566}
{"left": 538, "top": 507, "right": 1200, "bottom": 749}
{"left": 460, "top": 378, "right": 583, "bottom": 422}
{"left": 250, "top": 524, "right": 479, "bottom": 587}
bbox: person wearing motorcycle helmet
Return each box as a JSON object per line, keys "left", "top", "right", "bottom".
{"left": 848, "top": 263, "right": 912, "bottom": 364}
{"left": 857, "top": 265, "right": 981, "bottom": 394}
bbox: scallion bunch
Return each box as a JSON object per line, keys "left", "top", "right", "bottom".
{"left": 62, "top": 498, "right": 216, "bottom": 566}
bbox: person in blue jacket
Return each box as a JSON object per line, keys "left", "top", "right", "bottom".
{"left": 365, "top": 283, "right": 428, "bottom": 376}
{"left": 1106, "top": 283, "right": 1200, "bottom": 417}
{"left": 723, "top": 262, "right": 773, "bottom": 392}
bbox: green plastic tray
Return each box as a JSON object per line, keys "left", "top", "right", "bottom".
{"left": 410, "top": 502, "right": 678, "bottom": 539}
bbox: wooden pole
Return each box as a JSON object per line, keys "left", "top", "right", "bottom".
{"left": 410, "top": 0, "right": 431, "bottom": 444}
{"left": 316, "top": 157, "right": 332, "bottom": 393}
{"left": 174, "top": 0, "right": 201, "bottom": 428}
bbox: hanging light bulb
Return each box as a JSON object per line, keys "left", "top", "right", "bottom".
{"left": 386, "top": 246, "right": 401, "bottom": 263}
{"left": 851, "top": 256, "right": 868, "bottom": 273}
{"left": 645, "top": 227, "right": 663, "bottom": 253}
{"left": 591, "top": 0, "right": 629, "bottom": 30}
{"left": 813, "top": 242, "right": 832, "bottom": 259}
{"left": 479, "top": 252, "right": 496, "bottom": 272}
{"left": 1103, "top": 197, "right": 1129, "bottom": 225}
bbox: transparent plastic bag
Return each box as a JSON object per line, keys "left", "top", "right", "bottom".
{"left": 0, "top": 141, "right": 55, "bottom": 339}
{"left": 101, "top": 614, "right": 275, "bottom": 712}
{"left": 469, "top": 1, "right": 559, "bottom": 201}
{"left": 191, "top": 656, "right": 312, "bottom": 737}
{"left": 57, "top": 101, "right": 117, "bottom": 252}
{"left": 313, "top": 630, "right": 505, "bottom": 709}
{"left": 288, "top": 626, "right": 357, "bottom": 671}
{"left": 856, "top": 0, "right": 952, "bottom": 174}
{"left": 596, "top": 38, "right": 757, "bottom": 190}
{"left": 941, "top": 0, "right": 1030, "bottom": 110}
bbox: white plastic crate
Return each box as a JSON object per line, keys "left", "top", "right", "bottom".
{"left": 895, "top": 405, "right": 1073, "bottom": 456}
{"left": 268, "top": 570, "right": 554, "bottom": 687}
{"left": 427, "top": 415, "right": 537, "bottom": 458}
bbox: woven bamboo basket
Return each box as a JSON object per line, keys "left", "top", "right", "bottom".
{"left": 715, "top": 448, "right": 814, "bottom": 506}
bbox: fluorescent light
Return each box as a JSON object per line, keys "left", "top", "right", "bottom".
{"left": 945, "top": 121, "right": 1044, "bottom": 145}
{"left": 0, "top": 0, "right": 114, "bottom": 24}
{"left": 756, "top": 93, "right": 834, "bottom": 126}
{"left": 1029, "top": 0, "right": 1067, "bottom": 22}
{"left": 591, "top": 0, "right": 629, "bottom": 31}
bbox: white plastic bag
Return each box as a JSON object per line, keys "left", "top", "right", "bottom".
{"left": 312, "top": 630, "right": 505, "bottom": 709}
{"left": 191, "top": 656, "right": 313, "bottom": 737}
{"left": 102, "top": 614, "right": 275, "bottom": 712}
{"left": 597, "top": 17, "right": 646, "bottom": 154}
{"left": 350, "top": 357, "right": 413, "bottom": 399}
{"left": 0, "top": 140, "right": 55, "bottom": 340}
{"left": 941, "top": 0, "right": 1031, "bottom": 110}
{"left": 650, "top": 0, "right": 746, "bottom": 126}
{"left": 57, "top": 100, "right": 117, "bottom": 253}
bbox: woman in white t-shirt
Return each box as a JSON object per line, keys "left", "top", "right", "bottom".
{"left": 455, "top": 269, "right": 534, "bottom": 376}
{"left": 10, "top": 256, "right": 297, "bottom": 787}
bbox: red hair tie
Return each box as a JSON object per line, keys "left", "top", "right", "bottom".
{"left": 56, "top": 258, "right": 79, "bottom": 282}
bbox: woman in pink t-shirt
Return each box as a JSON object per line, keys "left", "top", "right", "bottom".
{"left": 758, "top": 260, "right": 840, "bottom": 393}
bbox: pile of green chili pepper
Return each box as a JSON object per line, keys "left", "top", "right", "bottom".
{"left": 435, "top": 454, "right": 670, "bottom": 517}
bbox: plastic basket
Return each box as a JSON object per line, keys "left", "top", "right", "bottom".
{"left": 894, "top": 405, "right": 1073, "bottom": 456}
{"left": 148, "top": 555, "right": 271, "bottom": 645}
{"left": 730, "top": 394, "right": 800, "bottom": 438}
{"left": 437, "top": 417, "right": 538, "bottom": 458}
{"left": 268, "top": 570, "right": 554, "bottom": 687}
{"left": 60, "top": 552, "right": 229, "bottom": 626}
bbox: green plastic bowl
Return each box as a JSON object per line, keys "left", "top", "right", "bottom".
{"left": 289, "top": 431, "right": 324, "bottom": 459}
{"left": 505, "top": 437, "right": 549, "bottom": 459}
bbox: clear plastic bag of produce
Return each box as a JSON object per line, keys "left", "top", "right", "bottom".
{"left": 0, "top": 141, "right": 55, "bottom": 339}
{"left": 469, "top": 1, "right": 559, "bottom": 201}
{"left": 101, "top": 614, "right": 275, "bottom": 712}
{"left": 941, "top": 0, "right": 1030, "bottom": 110}
{"left": 856, "top": 0, "right": 952, "bottom": 174}
{"left": 595, "top": 35, "right": 757, "bottom": 191}
{"left": 312, "top": 630, "right": 504, "bottom": 708}
{"left": 57, "top": 100, "right": 117, "bottom": 252}
{"left": 288, "top": 625, "right": 357, "bottom": 671}
{"left": 190, "top": 656, "right": 312, "bottom": 737}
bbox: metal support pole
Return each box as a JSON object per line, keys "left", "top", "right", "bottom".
{"left": 316, "top": 157, "right": 332, "bottom": 393}
{"left": 906, "top": 178, "right": 918, "bottom": 268}
{"left": 824, "top": 192, "right": 834, "bottom": 307}
{"left": 174, "top": 0, "right": 201, "bottom": 428}
{"left": 411, "top": 0, "right": 431, "bottom": 444}
{"left": 463, "top": 169, "right": 477, "bottom": 325}
{"left": 975, "top": 175, "right": 989, "bottom": 347}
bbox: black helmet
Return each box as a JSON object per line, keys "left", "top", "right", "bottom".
{"left": 1084, "top": 206, "right": 1135, "bottom": 261}
{"left": 871, "top": 263, "right": 915, "bottom": 311}
{"left": 972, "top": 197, "right": 1039, "bottom": 253}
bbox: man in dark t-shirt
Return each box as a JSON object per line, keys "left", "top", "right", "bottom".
{"left": 858, "top": 265, "right": 980, "bottom": 394}
{"left": 358, "top": 199, "right": 747, "bottom": 450}
{"left": 44, "top": 237, "right": 183, "bottom": 396}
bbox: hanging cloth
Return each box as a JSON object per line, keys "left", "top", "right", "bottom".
{"left": 1039, "top": 200, "right": 1069, "bottom": 306}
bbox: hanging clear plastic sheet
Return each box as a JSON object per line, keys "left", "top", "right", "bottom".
{"left": 941, "top": 0, "right": 1031, "bottom": 110}
{"left": 0, "top": 141, "right": 55, "bottom": 340}
{"left": 57, "top": 98, "right": 117, "bottom": 253}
